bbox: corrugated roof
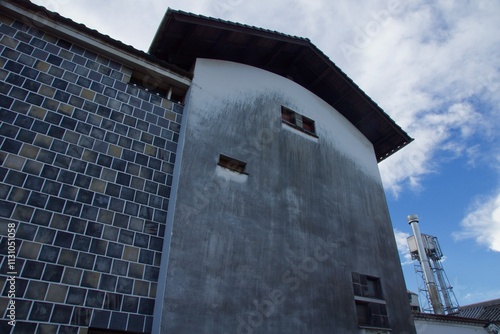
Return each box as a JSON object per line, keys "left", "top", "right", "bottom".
{"left": 149, "top": 9, "right": 413, "bottom": 161}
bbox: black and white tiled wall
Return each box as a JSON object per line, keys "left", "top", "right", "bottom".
{"left": 0, "top": 12, "right": 183, "bottom": 334}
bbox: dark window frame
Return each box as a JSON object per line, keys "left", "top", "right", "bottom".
{"left": 218, "top": 154, "right": 248, "bottom": 175}
{"left": 352, "top": 272, "right": 383, "bottom": 299}
{"left": 281, "top": 106, "right": 317, "bottom": 137}
{"left": 355, "top": 300, "right": 390, "bottom": 329}
{"left": 352, "top": 272, "right": 390, "bottom": 329}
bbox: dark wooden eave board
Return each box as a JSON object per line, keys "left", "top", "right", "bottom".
{"left": 150, "top": 9, "right": 413, "bottom": 161}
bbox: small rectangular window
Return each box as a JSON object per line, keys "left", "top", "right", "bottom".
{"left": 355, "top": 301, "right": 390, "bottom": 328}
{"left": 352, "top": 272, "right": 383, "bottom": 299}
{"left": 281, "top": 106, "right": 317, "bottom": 137}
{"left": 218, "top": 154, "right": 247, "bottom": 174}
{"left": 352, "top": 272, "right": 389, "bottom": 329}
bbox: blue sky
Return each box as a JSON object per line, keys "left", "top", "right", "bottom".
{"left": 30, "top": 0, "right": 500, "bottom": 306}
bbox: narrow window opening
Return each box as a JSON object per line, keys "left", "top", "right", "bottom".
{"left": 218, "top": 154, "right": 247, "bottom": 174}
{"left": 281, "top": 106, "right": 317, "bottom": 137}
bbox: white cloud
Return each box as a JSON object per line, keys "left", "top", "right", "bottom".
{"left": 453, "top": 191, "right": 500, "bottom": 252}
{"left": 352, "top": 1, "right": 500, "bottom": 196}
{"left": 380, "top": 102, "right": 484, "bottom": 195}
{"left": 394, "top": 229, "right": 413, "bottom": 265}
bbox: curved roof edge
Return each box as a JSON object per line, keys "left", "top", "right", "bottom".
{"left": 150, "top": 9, "right": 413, "bottom": 162}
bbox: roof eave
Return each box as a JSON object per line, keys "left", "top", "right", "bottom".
{"left": 149, "top": 9, "right": 413, "bottom": 162}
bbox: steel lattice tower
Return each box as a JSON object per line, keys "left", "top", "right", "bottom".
{"left": 407, "top": 215, "right": 460, "bottom": 315}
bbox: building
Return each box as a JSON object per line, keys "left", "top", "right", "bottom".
{"left": 409, "top": 290, "right": 421, "bottom": 312}
{"left": 460, "top": 299, "right": 500, "bottom": 329}
{"left": 413, "top": 312, "right": 492, "bottom": 334}
{"left": 408, "top": 291, "right": 499, "bottom": 333}
{"left": 0, "top": 1, "right": 415, "bottom": 333}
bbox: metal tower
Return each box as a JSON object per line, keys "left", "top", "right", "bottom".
{"left": 407, "top": 214, "right": 460, "bottom": 315}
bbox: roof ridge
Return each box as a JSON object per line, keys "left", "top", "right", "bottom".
{"left": 167, "top": 8, "right": 311, "bottom": 43}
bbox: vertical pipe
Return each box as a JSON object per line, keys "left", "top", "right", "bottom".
{"left": 407, "top": 214, "right": 444, "bottom": 315}
{"left": 167, "top": 86, "right": 173, "bottom": 100}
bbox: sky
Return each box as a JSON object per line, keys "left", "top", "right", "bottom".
{"left": 29, "top": 0, "right": 500, "bottom": 307}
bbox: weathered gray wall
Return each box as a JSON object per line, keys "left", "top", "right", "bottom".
{"left": 160, "top": 59, "right": 415, "bottom": 334}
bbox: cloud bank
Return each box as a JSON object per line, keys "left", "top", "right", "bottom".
{"left": 346, "top": 1, "right": 500, "bottom": 197}
{"left": 454, "top": 191, "right": 500, "bottom": 252}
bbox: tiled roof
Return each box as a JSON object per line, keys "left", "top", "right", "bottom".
{"left": 459, "top": 299, "right": 500, "bottom": 321}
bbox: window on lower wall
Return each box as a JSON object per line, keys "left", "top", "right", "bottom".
{"left": 281, "top": 106, "right": 317, "bottom": 137}
{"left": 355, "top": 300, "right": 390, "bottom": 328}
{"left": 352, "top": 272, "right": 390, "bottom": 329}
